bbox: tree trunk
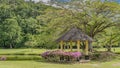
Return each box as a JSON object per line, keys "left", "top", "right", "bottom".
{"left": 84, "top": 23, "right": 87, "bottom": 33}
{"left": 88, "top": 41, "right": 93, "bottom": 52}
{"left": 107, "top": 45, "right": 112, "bottom": 52}
{"left": 10, "top": 44, "right": 13, "bottom": 49}
{"left": 107, "top": 48, "right": 111, "bottom": 52}
{"left": 107, "top": 35, "right": 112, "bottom": 52}
{"left": 3, "top": 40, "right": 6, "bottom": 48}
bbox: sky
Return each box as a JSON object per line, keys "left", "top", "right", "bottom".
{"left": 117, "top": 0, "right": 120, "bottom": 2}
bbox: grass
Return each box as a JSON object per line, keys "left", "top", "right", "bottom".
{"left": 0, "top": 60, "right": 120, "bottom": 68}
{"left": 0, "top": 47, "right": 119, "bottom": 55}
{"left": 0, "top": 49, "right": 47, "bottom": 55}
{"left": 0, "top": 49, "right": 45, "bottom": 61}
{"left": 0, "top": 48, "right": 120, "bottom": 68}
{"left": 95, "top": 47, "right": 120, "bottom": 53}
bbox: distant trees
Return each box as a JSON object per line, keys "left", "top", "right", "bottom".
{"left": 0, "top": 0, "right": 120, "bottom": 49}
{"left": 0, "top": 0, "right": 57, "bottom": 48}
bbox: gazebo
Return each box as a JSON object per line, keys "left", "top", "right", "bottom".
{"left": 56, "top": 27, "right": 93, "bottom": 56}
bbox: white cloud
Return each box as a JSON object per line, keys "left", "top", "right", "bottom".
{"left": 40, "top": 0, "right": 51, "bottom": 3}
{"left": 33, "top": 0, "right": 40, "bottom": 2}
{"left": 34, "top": 0, "right": 51, "bottom": 3}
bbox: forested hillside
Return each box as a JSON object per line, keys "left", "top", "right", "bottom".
{"left": 0, "top": 0, "right": 60, "bottom": 48}
{"left": 0, "top": 0, "right": 120, "bottom": 49}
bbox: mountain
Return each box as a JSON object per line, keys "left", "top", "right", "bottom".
{"left": 25, "top": 0, "right": 120, "bottom": 4}
{"left": 25, "top": 0, "right": 71, "bottom": 3}
{"left": 51, "top": 0, "right": 71, "bottom": 2}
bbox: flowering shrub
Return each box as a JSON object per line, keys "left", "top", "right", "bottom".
{"left": 41, "top": 50, "right": 82, "bottom": 62}
{"left": 0, "top": 56, "right": 7, "bottom": 61}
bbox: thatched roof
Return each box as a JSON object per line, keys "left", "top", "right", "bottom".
{"left": 56, "top": 27, "right": 93, "bottom": 42}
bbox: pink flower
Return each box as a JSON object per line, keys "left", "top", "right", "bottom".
{"left": 71, "top": 52, "right": 82, "bottom": 58}
{"left": 0, "top": 56, "right": 7, "bottom": 61}
{"left": 41, "top": 50, "right": 82, "bottom": 61}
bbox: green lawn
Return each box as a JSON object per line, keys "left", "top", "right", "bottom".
{"left": 0, "top": 60, "right": 120, "bottom": 68}
{"left": 95, "top": 47, "right": 120, "bottom": 53}
{"left": 0, "top": 48, "right": 120, "bottom": 68}
{"left": 0, "top": 47, "right": 119, "bottom": 55}
{"left": 0, "top": 49, "right": 48, "bottom": 55}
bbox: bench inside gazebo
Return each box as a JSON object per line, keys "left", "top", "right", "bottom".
{"left": 56, "top": 27, "right": 93, "bottom": 59}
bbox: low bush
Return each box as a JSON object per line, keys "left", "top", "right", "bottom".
{"left": 41, "top": 50, "right": 82, "bottom": 62}
{"left": 90, "top": 51, "right": 117, "bottom": 61}
{"left": 0, "top": 56, "right": 7, "bottom": 61}
{"left": 115, "top": 52, "right": 120, "bottom": 54}
{"left": 0, "top": 55, "right": 42, "bottom": 61}
{"left": 0, "top": 53, "right": 40, "bottom": 56}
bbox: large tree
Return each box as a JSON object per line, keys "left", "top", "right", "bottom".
{"left": 45, "top": 0, "right": 120, "bottom": 50}
{"left": 0, "top": 18, "right": 22, "bottom": 48}
{"left": 55, "top": 0, "right": 120, "bottom": 38}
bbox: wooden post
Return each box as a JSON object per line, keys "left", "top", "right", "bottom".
{"left": 64, "top": 42, "right": 66, "bottom": 50}
{"left": 67, "top": 44, "right": 69, "bottom": 49}
{"left": 77, "top": 40, "right": 80, "bottom": 52}
{"left": 70, "top": 41, "right": 73, "bottom": 51}
{"left": 85, "top": 40, "right": 89, "bottom": 55}
{"left": 60, "top": 41, "right": 63, "bottom": 50}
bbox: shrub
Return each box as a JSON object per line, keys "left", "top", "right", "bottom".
{"left": 115, "top": 52, "right": 120, "bottom": 54}
{"left": 0, "top": 56, "right": 7, "bottom": 61}
{"left": 7, "top": 56, "right": 42, "bottom": 60}
{"left": 0, "top": 55, "right": 42, "bottom": 61}
{"left": 41, "top": 50, "right": 82, "bottom": 62}
{"left": 90, "top": 51, "right": 117, "bottom": 61}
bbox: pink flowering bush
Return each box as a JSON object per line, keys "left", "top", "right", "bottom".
{"left": 0, "top": 56, "right": 7, "bottom": 61}
{"left": 41, "top": 50, "right": 82, "bottom": 62}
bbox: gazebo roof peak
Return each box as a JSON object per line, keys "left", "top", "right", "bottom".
{"left": 56, "top": 27, "right": 93, "bottom": 42}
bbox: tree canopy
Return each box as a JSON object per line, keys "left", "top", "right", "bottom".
{"left": 0, "top": 0, "right": 120, "bottom": 49}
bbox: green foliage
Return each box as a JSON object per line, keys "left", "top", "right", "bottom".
{"left": 0, "top": 55, "right": 42, "bottom": 60}
{"left": 0, "top": 0, "right": 57, "bottom": 48}
{"left": 90, "top": 51, "right": 117, "bottom": 61}
{"left": 0, "top": 18, "right": 22, "bottom": 48}
{"left": 0, "top": 0, "right": 120, "bottom": 49}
